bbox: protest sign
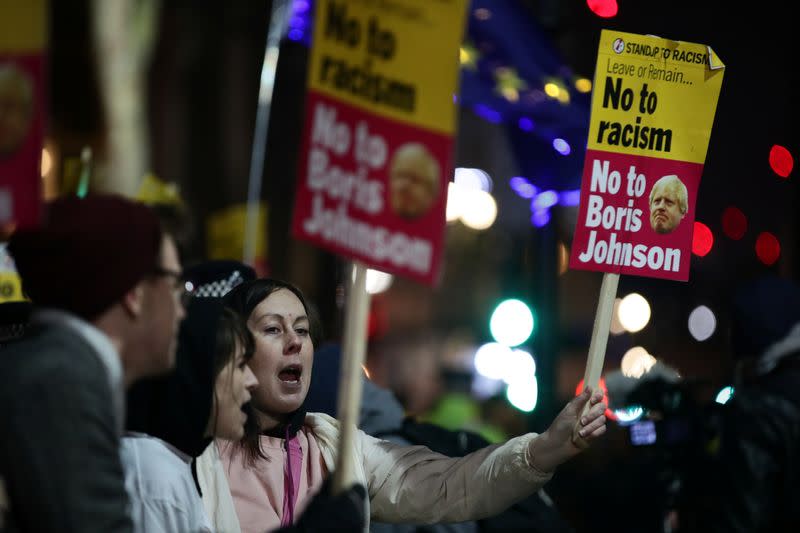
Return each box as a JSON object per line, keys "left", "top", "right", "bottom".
{"left": 567, "top": 31, "right": 724, "bottom": 434}
{"left": 208, "top": 203, "right": 269, "bottom": 276}
{"left": 290, "top": 0, "right": 468, "bottom": 493}
{"left": 0, "top": 0, "right": 47, "bottom": 229}
{"left": 291, "top": 0, "right": 468, "bottom": 287}
{"left": 569, "top": 30, "right": 724, "bottom": 282}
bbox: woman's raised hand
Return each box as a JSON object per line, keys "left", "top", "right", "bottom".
{"left": 526, "top": 387, "right": 607, "bottom": 474}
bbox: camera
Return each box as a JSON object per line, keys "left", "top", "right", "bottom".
{"left": 623, "top": 377, "right": 700, "bottom": 449}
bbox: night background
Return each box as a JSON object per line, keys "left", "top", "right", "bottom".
{"left": 12, "top": 0, "right": 800, "bottom": 530}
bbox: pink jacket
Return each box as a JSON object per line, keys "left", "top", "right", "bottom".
{"left": 196, "top": 412, "right": 551, "bottom": 533}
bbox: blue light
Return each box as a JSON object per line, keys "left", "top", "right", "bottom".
{"left": 715, "top": 386, "right": 735, "bottom": 404}
{"left": 516, "top": 183, "right": 536, "bottom": 199}
{"left": 473, "top": 104, "right": 502, "bottom": 123}
{"left": 559, "top": 189, "right": 581, "bottom": 206}
{"left": 509, "top": 176, "right": 537, "bottom": 199}
{"left": 533, "top": 190, "right": 558, "bottom": 209}
{"left": 518, "top": 117, "right": 535, "bottom": 131}
{"left": 531, "top": 209, "right": 550, "bottom": 227}
{"left": 509, "top": 176, "right": 528, "bottom": 189}
{"left": 553, "top": 138, "right": 571, "bottom": 155}
{"left": 287, "top": 0, "right": 313, "bottom": 44}
{"left": 614, "top": 406, "right": 645, "bottom": 425}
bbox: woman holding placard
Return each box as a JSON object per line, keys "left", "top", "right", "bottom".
{"left": 196, "top": 276, "right": 607, "bottom": 533}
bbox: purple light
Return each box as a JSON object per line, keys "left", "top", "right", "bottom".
{"left": 517, "top": 183, "right": 537, "bottom": 199}
{"left": 509, "top": 176, "right": 527, "bottom": 188}
{"left": 518, "top": 117, "right": 535, "bottom": 131}
{"left": 474, "top": 104, "right": 502, "bottom": 124}
{"left": 533, "top": 190, "right": 558, "bottom": 210}
{"left": 553, "top": 138, "right": 571, "bottom": 155}
{"left": 531, "top": 210, "right": 551, "bottom": 227}
{"left": 453, "top": 93, "right": 459, "bottom": 104}
{"left": 559, "top": 189, "right": 581, "bottom": 206}
{"left": 510, "top": 177, "right": 538, "bottom": 199}
{"left": 288, "top": 0, "right": 313, "bottom": 45}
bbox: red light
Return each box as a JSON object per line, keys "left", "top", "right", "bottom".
{"left": 692, "top": 221, "right": 713, "bottom": 257}
{"left": 755, "top": 232, "right": 781, "bottom": 265}
{"left": 367, "top": 297, "right": 388, "bottom": 340}
{"left": 586, "top": 0, "right": 618, "bottom": 18}
{"left": 769, "top": 145, "right": 794, "bottom": 178}
{"left": 575, "top": 377, "right": 614, "bottom": 420}
{"left": 721, "top": 206, "right": 747, "bottom": 240}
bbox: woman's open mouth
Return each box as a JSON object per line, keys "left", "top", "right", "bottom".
{"left": 278, "top": 364, "right": 302, "bottom": 384}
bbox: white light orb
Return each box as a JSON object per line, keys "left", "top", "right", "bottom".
{"left": 610, "top": 298, "right": 625, "bottom": 335}
{"left": 506, "top": 377, "right": 538, "bottom": 412}
{"left": 446, "top": 182, "right": 463, "bottom": 222}
{"left": 618, "top": 293, "right": 651, "bottom": 333}
{"left": 688, "top": 305, "right": 716, "bottom": 341}
{"left": 454, "top": 167, "right": 492, "bottom": 192}
{"left": 459, "top": 189, "right": 497, "bottom": 230}
{"left": 621, "top": 346, "right": 656, "bottom": 378}
{"left": 490, "top": 299, "right": 534, "bottom": 347}
{"left": 365, "top": 269, "right": 393, "bottom": 295}
{"left": 473, "top": 342, "right": 513, "bottom": 381}
{"left": 614, "top": 406, "right": 644, "bottom": 425}
{"left": 502, "top": 348, "right": 536, "bottom": 385}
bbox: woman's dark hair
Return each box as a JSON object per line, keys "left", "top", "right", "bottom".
{"left": 207, "top": 307, "right": 255, "bottom": 436}
{"left": 223, "top": 278, "right": 322, "bottom": 465}
{"left": 213, "top": 307, "right": 255, "bottom": 377}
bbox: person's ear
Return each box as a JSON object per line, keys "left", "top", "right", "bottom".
{"left": 121, "top": 283, "right": 146, "bottom": 318}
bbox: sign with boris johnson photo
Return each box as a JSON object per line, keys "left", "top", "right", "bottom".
{"left": 569, "top": 30, "right": 724, "bottom": 281}
{"left": 291, "top": 0, "right": 468, "bottom": 286}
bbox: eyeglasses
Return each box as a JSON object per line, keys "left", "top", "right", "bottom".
{"left": 151, "top": 267, "right": 194, "bottom": 308}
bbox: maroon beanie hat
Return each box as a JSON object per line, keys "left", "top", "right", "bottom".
{"left": 8, "top": 194, "right": 163, "bottom": 320}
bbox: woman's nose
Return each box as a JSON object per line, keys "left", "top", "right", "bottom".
{"left": 244, "top": 366, "right": 258, "bottom": 389}
{"left": 284, "top": 331, "right": 301, "bottom": 353}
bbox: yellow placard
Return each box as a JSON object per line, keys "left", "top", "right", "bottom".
{"left": 0, "top": 0, "right": 47, "bottom": 52}
{"left": 0, "top": 271, "right": 24, "bottom": 303}
{"left": 136, "top": 173, "right": 184, "bottom": 207}
{"left": 588, "top": 30, "right": 725, "bottom": 164}
{"left": 308, "top": 0, "right": 468, "bottom": 135}
{"left": 207, "top": 203, "right": 267, "bottom": 262}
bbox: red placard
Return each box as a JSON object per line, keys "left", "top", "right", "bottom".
{"left": 291, "top": 0, "right": 467, "bottom": 286}
{"left": 569, "top": 150, "right": 702, "bottom": 281}
{"left": 0, "top": 54, "right": 45, "bottom": 230}
{"left": 292, "top": 92, "right": 451, "bottom": 285}
{"left": 569, "top": 30, "right": 724, "bottom": 282}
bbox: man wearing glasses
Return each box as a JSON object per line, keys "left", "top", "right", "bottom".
{"left": 0, "top": 194, "right": 187, "bottom": 532}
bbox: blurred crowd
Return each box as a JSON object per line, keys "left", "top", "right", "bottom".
{"left": 0, "top": 194, "right": 609, "bottom": 533}
{"left": 1, "top": 193, "right": 799, "bottom": 533}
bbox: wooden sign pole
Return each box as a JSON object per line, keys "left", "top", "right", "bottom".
{"left": 573, "top": 272, "right": 618, "bottom": 445}
{"left": 332, "top": 261, "right": 371, "bottom": 492}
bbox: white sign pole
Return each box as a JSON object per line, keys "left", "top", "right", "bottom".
{"left": 332, "top": 261, "right": 371, "bottom": 492}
